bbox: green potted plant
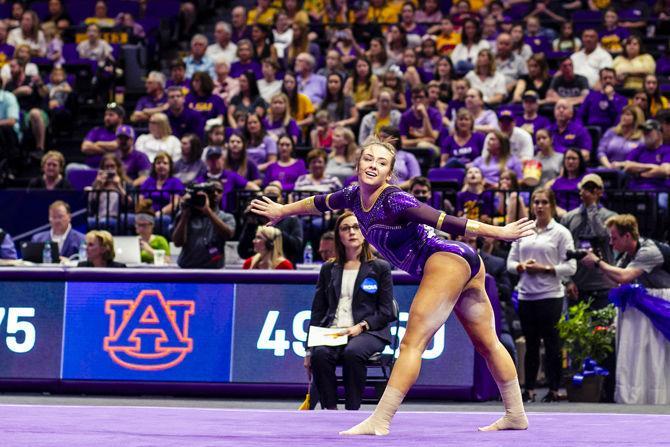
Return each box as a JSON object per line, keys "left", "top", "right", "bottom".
{"left": 557, "top": 301, "right": 616, "bottom": 402}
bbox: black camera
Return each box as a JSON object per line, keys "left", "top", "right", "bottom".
{"left": 565, "top": 250, "right": 588, "bottom": 260}
{"left": 185, "top": 182, "right": 216, "bottom": 208}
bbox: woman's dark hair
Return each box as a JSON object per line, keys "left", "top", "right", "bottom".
{"left": 353, "top": 56, "right": 373, "bottom": 93}
{"left": 182, "top": 133, "right": 203, "bottom": 164}
{"left": 224, "top": 132, "right": 250, "bottom": 178}
{"left": 623, "top": 34, "right": 645, "bottom": 59}
{"left": 389, "top": 25, "right": 408, "bottom": 50}
{"left": 333, "top": 211, "right": 374, "bottom": 265}
{"left": 530, "top": 186, "right": 557, "bottom": 218}
{"left": 281, "top": 70, "right": 299, "bottom": 115}
{"left": 241, "top": 70, "right": 261, "bottom": 99}
{"left": 370, "top": 37, "right": 388, "bottom": 65}
{"left": 150, "top": 151, "right": 175, "bottom": 178}
{"left": 433, "top": 55, "right": 453, "bottom": 82}
{"left": 244, "top": 112, "right": 268, "bottom": 146}
{"left": 191, "top": 71, "right": 214, "bottom": 97}
{"left": 277, "top": 134, "right": 295, "bottom": 158}
{"left": 461, "top": 18, "right": 482, "bottom": 45}
{"left": 561, "top": 147, "right": 587, "bottom": 178}
{"left": 322, "top": 72, "right": 346, "bottom": 120}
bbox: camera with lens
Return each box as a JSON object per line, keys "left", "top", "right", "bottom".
{"left": 565, "top": 249, "right": 589, "bottom": 260}
{"left": 106, "top": 170, "right": 115, "bottom": 181}
{"left": 185, "top": 182, "right": 216, "bottom": 208}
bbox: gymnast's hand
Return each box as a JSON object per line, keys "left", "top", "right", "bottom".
{"left": 250, "top": 196, "right": 284, "bottom": 226}
{"left": 498, "top": 217, "right": 536, "bottom": 241}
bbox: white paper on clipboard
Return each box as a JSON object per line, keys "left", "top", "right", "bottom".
{"left": 307, "top": 326, "right": 349, "bottom": 347}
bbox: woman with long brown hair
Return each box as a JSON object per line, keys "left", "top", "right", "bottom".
{"left": 304, "top": 211, "right": 395, "bottom": 410}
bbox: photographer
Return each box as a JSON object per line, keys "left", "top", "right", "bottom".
{"left": 561, "top": 174, "right": 618, "bottom": 309}
{"left": 172, "top": 180, "right": 236, "bottom": 269}
{"left": 582, "top": 214, "right": 670, "bottom": 289}
{"left": 237, "top": 181, "right": 303, "bottom": 266}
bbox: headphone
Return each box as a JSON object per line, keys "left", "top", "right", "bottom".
{"left": 264, "top": 228, "right": 278, "bottom": 251}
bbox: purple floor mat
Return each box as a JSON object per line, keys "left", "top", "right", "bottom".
{"left": 1, "top": 405, "right": 669, "bottom": 447}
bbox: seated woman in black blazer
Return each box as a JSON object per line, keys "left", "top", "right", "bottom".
{"left": 305, "top": 211, "right": 395, "bottom": 410}
{"left": 77, "top": 230, "right": 126, "bottom": 268}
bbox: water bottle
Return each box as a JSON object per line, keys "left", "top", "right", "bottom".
{"left": 42, "top": 241, "right": 53, "bottom": 264}
{"left": 303, "top": 242, "right": 313, "bottom": 265}
{"left": 79, "top": 241, "right": 87, "bottom": 262}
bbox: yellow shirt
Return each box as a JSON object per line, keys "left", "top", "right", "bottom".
{"left": 437, "top": 32, "right": 461, "bottom": 55}
{"left": 247, "top": 7, "right": 278, "bottom": 26}
{"left": 375, "top": 114, "right": 392, "bottom": 134}
{"left": 367, "top": 5, "right": 397, "bottom": 25}
{"left": 352, "top": 75, "right": 378, "bottom": 104}
{"left": 613, "top": 54, "right": 656, "bottom": 90}
{"left": 651, "top": 96, "right": 669, "bottom": 117}
{"left": 304, "top": 0, "right": 326, "bottom": 15}
{"left": 294, "top": 93, "right": 315, "bottom": 122}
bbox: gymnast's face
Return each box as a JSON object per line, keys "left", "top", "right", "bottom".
{"left": 357, "top": 145, "right": 394, "bottom": 188}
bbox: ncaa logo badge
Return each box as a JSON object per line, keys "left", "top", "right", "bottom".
{"left": 360, "top": 278, "right": 378, "bottom": 293}
{"left": 103, "top": 290, "right": 195, "bottom": 371}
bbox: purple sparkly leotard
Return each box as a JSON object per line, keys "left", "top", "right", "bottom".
{"left": 314, "top": 185, "right": 481, "bottom": 279}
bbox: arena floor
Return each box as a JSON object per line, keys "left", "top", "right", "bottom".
{"left": 1, "top": 394, "right": 669, "bottom": 447}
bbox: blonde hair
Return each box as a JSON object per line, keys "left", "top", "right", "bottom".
{"left": 249, "top": 226, "right": 286, "bottom": 269}
{"left": 41, "top": 150, "right": 65, "bottom": 173}
{"left": 357, "top": 134, "right": 398, "bottom": 181}
{"left": 150, "top": 113, "right": 173, "bottom": 139}
{"left": 331, "top": 126, "right": 358, "bottom": 163}
{"left": 606, "top": 214, "right": 640, "bottom": 240}
{"left": 86, "top": 230, "right": 115, "bottom": 261}
{"left": 270, "top": 93, "right": 292, "bottom": 127}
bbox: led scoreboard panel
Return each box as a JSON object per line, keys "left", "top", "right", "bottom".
{"left": 0, "top": 269, "right": 489, "bottom": 397}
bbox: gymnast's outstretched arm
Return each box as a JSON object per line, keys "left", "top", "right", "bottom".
{"left": 250, "top": 189, "right": 350, "bottom": 225}
{"left": 400, "top": 198, "right": 536, "bottom": 242}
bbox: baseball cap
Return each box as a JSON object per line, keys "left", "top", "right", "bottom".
{"left": 105, "top": 102, "right": 126, "bottom": 118}
{"left": 206, "top": 146, "right": 223, "bottom": 158}
{"left": 578, "top": 173, "right": 604, "bottom": 190}
{"left": 640, "top": 119, "right": 661, "bottom": 132}
{"left": 498, "top": 109, "right": 515, "bottom": 120}
{"left": 116, "top": 124, "right": 135, "bottom": 139}
{"left": 522, "top": 90, "right": 539, "bottom": 102}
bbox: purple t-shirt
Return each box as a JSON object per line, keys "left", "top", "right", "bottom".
{"left": 264, "top": 117, "right": 301, "bottom": 141}
{"left": 578, "top": 90, "right": 627, "bottom": 131}
{"left": 471, "top": 154, "right": 523, "bottom": 184}
{"left": 167, "top": 107, "right": 204, "bottom": 140}
{"left": 440, "top": 131, "right": 485, "bottom": 163}
{"left": 516, "top": 115, "right": 551, "bottom": 142}
{"left": 552, "top": 175, "right": 583, "bottom": 212}
{"left": 185, "top": 93, "right": 227, "bottom": 122}
{"left": 246, "top": 135, "right": 277, "bottom": 166}
{"left": 626, "top": 144, "right": 670, "bottom": 190}
{"left": 446, "top": 99, "right": 465, "bottom": 121}
{"left": 83, "top": 126, "right": 117, "bottom": 168}
{"left": 263, "top": 159, "right": 307, "bottom": 190}
{"left": 549, "top": 121, "right": 592, "bottom": 154}
{"left": 195, "top": 169, "right": 249, "bottom": 212}
{"left": 120, "top": 149, "right": 151, "bottom": 179}
{"left": 134, "top": 93, "right": 167, "bottom": 112}
{"left": 524, "top": 35, "right": 552, "bottom": 55}
{"left": 456, "top": 190, "right": 494, "bottom": 220}
{"left": 399, "top": 106, "right": 443, "bottom": 138}
{"left": 392, "top": 150, "right": 422, "bottom": 183}
{"left": 230, "top": 60, "right": 263, "bottom": 79}
{"left": 140, "top": 176, "right": 185, "bottom": 212}
{"left": 596, "top": 128, "right": 642, "bottom": 163}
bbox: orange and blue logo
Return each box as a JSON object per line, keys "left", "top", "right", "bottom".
{"left": 103, "top": 290, "right": 195, "bottom": 371}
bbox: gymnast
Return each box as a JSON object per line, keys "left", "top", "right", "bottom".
{"left": 251, "top": 136, "right": 534, "bottom": 435}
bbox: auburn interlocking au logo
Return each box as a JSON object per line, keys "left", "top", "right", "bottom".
{"left": 103, "top": 290, "right": 195, "bottom": 371}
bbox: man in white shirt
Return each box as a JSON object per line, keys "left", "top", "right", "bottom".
{"left": 205, "top": 21, "right": 238, "bottom": 66}
{"left": 31, "top": 201, "right": 86, "bottom": 259}
{"left": 482, "top": 109, "right": 534, "bottom": 161}
{"left": 570, "top": 28, "right": 613, "bottom": 88}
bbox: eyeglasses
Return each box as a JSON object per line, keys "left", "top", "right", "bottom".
{"left": 339, "top": 224, "right": 361, "bottom": 233}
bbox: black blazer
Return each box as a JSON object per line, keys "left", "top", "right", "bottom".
{"left": 310, "top": 259, "right": 396, "bottom": 345}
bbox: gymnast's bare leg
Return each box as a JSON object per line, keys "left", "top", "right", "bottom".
{"left": 340, "top": 252, "right": 528, "bottom": 435}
